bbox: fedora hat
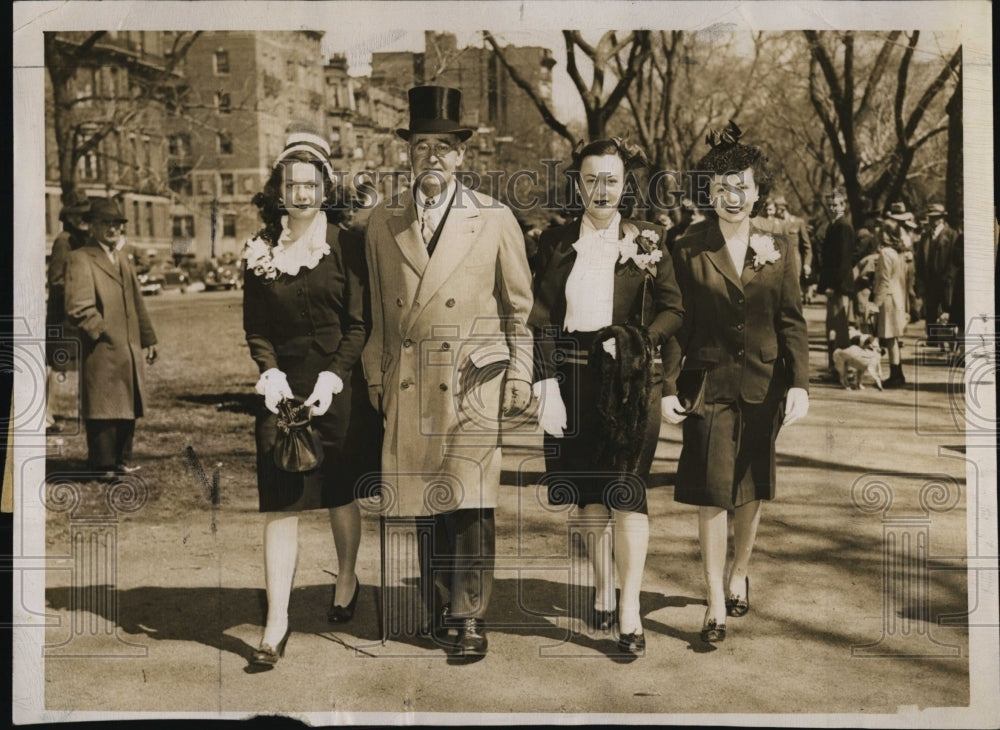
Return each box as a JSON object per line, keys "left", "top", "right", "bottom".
{"left": 925, "top": 203, "right": 947, "bottom": 218}
{"left": 885, "top": 201, "right": 912, "bottom": 221}
{"left": 396, "top": 86, "right": 473, "bottom": 142}
{"left": 84, "top": 198, "right": 128, "bottom": 224}
{"left": 59, "top": 189, "right": 91, "bottom": 220}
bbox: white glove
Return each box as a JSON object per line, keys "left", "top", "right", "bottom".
{"left": 255, "top": 368, "right": 294, "bottom": 414}
{"left": 304, "top": 371, "right": 344, "bottom": 416}
{"left": 803, "top": 264, "right": 812, "bottom": 278}
{"left": 601, "top": 338, "right": 617, "bottom": 359}
{"left": 661, "top": 394, "right": 688, "bottom": 424}
{"left": 532, "top": 378, "right": 567, "bottom": 438}
{"left": 783, "top": 387, "right": 809, "bottom": 426}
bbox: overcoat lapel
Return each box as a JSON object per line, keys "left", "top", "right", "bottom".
{"left": 702, "top": 224, "right": 743, "bottom": 293}
{"left": 388, "top": 189, "right": 429, "bottom": 277}
{"left": 404, "top": 185, "right": 480, "bottom": 335}
{"left": 85, "top": 244, "right": 123, "bottom": 287}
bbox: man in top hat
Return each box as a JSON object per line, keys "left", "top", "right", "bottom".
{"left": 818, "top": 188, "right": 856, "bottom": 373}
{"left": 362, "top": 85, "right": 533, "bottom": 658}
{"left": 915, "top": 203, "right": 959, "bottom": 345}
{"left": 884, "top": 201, "right": 920, "bottom": 321}
{"left": 46, "top": 189, "right": 91, "bottom": 430}
{"left": 773, "top": 194, "right": 813, "bottom": 295}
{"left": 65, "top": 198, "right": 158, "bottom": 480}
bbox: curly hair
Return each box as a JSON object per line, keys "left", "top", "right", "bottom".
{"left": 688, "top": 121, "right": 775, "bottom": 219}
{"left": 251, "top": 151, "right": 349, "bottom": 245}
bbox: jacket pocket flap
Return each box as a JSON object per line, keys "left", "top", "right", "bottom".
{"left": 760, "top": 343, "right": 778, "bottom": 362}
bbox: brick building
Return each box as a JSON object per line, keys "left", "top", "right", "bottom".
{"left": 165, "top": 31, "right": 327, "bottom": 261}
{"left": 44, "top": 31, "right": 178, "bottom": 259}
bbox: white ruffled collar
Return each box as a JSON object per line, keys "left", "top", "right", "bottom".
{"left": 271, "top": 213, "right": 330, "bottom": 275}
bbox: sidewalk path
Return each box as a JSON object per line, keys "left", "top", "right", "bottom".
{"left": 43, "top": 302, "right": 972, "bottom": 718}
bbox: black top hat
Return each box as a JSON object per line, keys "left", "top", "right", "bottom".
{"left": 84, "top": 198, "right": 128, "bottom": 224}
{"left": 396, "top": 86, "right": 474, "bottom": 142}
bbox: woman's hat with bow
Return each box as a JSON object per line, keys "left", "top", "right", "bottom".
{"left": 277, "top": 122, "right": 336, "bottom": 184}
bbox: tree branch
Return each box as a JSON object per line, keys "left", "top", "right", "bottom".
{"left": 482, "top": 31, "right": 576, "bottom": 145}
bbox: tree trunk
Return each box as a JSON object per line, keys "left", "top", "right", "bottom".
{"left": 945, "top": 53, "right": 963, "bottom": 229}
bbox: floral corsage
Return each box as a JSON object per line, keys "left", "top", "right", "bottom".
{"left": 618, "top": 224, "right": 663, "bottom": 275}
{"left": 242, "top": 237, "right": 279, "bottom": 281}
{"left": 748, "top": 233, "right": 781, "bottom": 270}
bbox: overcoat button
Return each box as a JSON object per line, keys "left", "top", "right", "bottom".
{"left": 403, "top": 338, "right": 413, "bottom": 348}
{"left": 396, "top": 297, "right": 404, "bottom": 307}
{"left": 737, "top": 349, "right": 745, "bottom": 357}
{"left": 446, "top": 298, "right": 456, "bottom": 308}
{"left": 737, "top": 323, "right": 744, "bottom": 331}
{"left": 439, "top": 383, "right": 448, "bottom": 391}
{"left": 401, "top": 380, "right": 410, "bottom": 390}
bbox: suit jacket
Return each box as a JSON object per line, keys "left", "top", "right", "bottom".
{"left": 663, "top": 219, "right": 809, "bottom": 405}
{"left": 819, "top": 216, "right": 855, "bottom": 295}
{"left": 243, "top": 224, "right": 367, "bottom": 396}
{"left": 65, "top": 239, "right": 157, "bottom": 420}
{"left": 528, "top": 217, "right": 684, "bottom": 395}
{"left": 362, "top": 183, "right": 533, "bottom": 516}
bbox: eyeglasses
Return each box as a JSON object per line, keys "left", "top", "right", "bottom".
{"left": 98, "top": 221, "right": 126, "bottom": 230}
{"left": 411, "top": 141, "right": 456, "bottom": 158}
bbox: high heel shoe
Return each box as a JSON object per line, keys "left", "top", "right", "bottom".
{"left": 700, "top": 618, "right": 726, "bottom": 643}
{"left": 327, "top": 579, "right": 360, "bottom": 623}
{"left": 617, "top": 631, "right": 646, "bottom": 654}
{"left": 725, "top": 577, "right": 749, "bottom": 618}
{"left": 251, "top": 627, "right": 291, "bottom": 667}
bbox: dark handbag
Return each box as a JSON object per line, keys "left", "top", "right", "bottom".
{"left": 676, "top": 368, "right": 707, "bottom": 416}
{"left": 273, "top": 399, "right": 324, "bottom": 473}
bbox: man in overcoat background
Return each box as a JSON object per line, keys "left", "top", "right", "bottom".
{"left": 818, "top": 189, "right": 855, "bottom": 374}
{"left": 362, "top": 86, "right": 533, "bottom": 657}
{"left": 65, "top": 198, "right": 158, "bottom": 480}
{"left": 915, "top": 203, "right": 959, "bottom": 346}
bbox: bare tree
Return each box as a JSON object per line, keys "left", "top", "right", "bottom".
{"left": 803, "top": 30, "right": 960, "bottom": 221}
{"left": 483, "top": 30, "right": 652, "bottom": 145}
{"left": 45, "top": 31, "right": 201, "bottom": 201}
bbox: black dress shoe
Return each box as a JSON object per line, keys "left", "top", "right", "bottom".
{"left": 700, "top": 619, "right": 726, "bottom": 643}
{"left": 617, "top": 631, "right": 646, "bottom": 655}
{"left": 592, "top": 608, "right": 616, "bottom": 632}
{"left": 327, "top": 579, "right": 360, "bottom": 623}
{"left": 454, "top": 618, "right": 488, "bottom": 656}
{"left": 725, "top": 577, "right": 750, "bottom": 618}
{"left": 250, "top": 628, "right": 291, "bottom": 667}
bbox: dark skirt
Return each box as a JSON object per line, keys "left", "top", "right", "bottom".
{"left": 256, "top": 365, "right": 381, "bottom": 513}
{"left": 673, "top": 397, "right": 784, "bottom": 509}
{"left": 543, "top": 331, "right": 660, "bottom": 515}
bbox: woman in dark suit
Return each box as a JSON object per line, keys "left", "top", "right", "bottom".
{"left": 662, "top": 122, "right": 810, "bottom": 643}
{"left": 529, "top": 138, "right": 684, "bottom": 654}
{"left": 242, "top": 128, "right": 376, "bottom": 666}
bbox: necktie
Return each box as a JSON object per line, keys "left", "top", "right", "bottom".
{"left": 420, "top": 197, "right": 438, "bottom": 246}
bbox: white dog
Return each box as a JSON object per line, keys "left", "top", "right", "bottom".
{"left": 833, "top": 334, "right": 884, "bottom": 390}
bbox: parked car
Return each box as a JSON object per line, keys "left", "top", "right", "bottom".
{"left": 203, "top": 261, "right": 242, "bottom": 291}
{"left": 138, "top": 270, "right": 163, "bottom": 296}
{"left": 140, "top": 263, "right": 189, "bottom": 295}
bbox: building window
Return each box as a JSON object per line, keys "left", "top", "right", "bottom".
{"left": 142, "top": 136, "right": 152, "bottom": 171}
{"left": 169, "top": 164, "right": 193, "bottom": 196}
{"left": 172, "top": 215, "right": 195, "bottom": 238}
{"left": 133, "top": 201, "right": 141, "bottom": 236}
{"left": 45, "top": 194, "right": 53, "bottom": 235}
{"left": 222, "top": 214, "right": 237, "bottom": 238}
{"left": 168, "top": 133, "right": 191, "bottom": 157}
{"left": 145, "top": 202, "right": 155, "bottom": 237}
{"left": 78, "top": 149, "right": 100, "bottom": 181}
{"left": 214, "top": 49, "right": 230, "bottom": 75}
{"left": 220, "top": 173, "right": 234, "bottom": 196}
{"left": 216, "top": 91, "right": 231, "bottom": 114}
{"left": 217, "top": 132, "right": 233, "bottom": 155}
